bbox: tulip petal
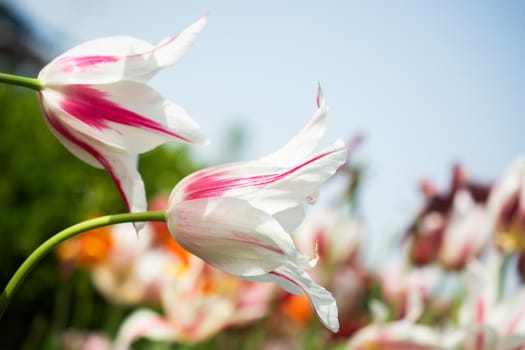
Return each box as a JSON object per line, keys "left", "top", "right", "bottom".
{"left": 39, "top": 15, "right": 207, "bottom": 85}
{"left": 42, "top": 108, "right": 146, "bottom": 215}
{"left": 172, "top": 140, "right": 346, "bottom": 232}
{"left": 164, "top": 86, "right": 343, "bottom": 333}
{"left": 268, "top": 262, "right": 339, "bottom": 332}
{"left": 114, "top": 309, "right": 174, "bottom": 350}
{"left": 98, "top": 151, "right": 147, "bottom": 215}
{"left": 166, "top": 197, "right": 314, "bottom": 276}
{"left": 53, "top": 82, "right": 206, "bottom": 152}
{"left": 272, "top": 204, "right": 306, "bottom": 234}
{"left": 259, "top": 85, "right": 327, "bottom": 167}
{"left": 40, "top": 92, "right": 104, "bottom": 168}
{"left": 245, "top": 271, "right": 302, "bottom": 295}
{"left": 248, "top": 140, "right": 347, "bottom": 231}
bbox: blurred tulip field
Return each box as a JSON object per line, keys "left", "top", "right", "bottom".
{"left": 1, "top": 2, "right": 525, "bottom": 350}
{"left": 3, "top": 80, "right": 525, "bottom": 350}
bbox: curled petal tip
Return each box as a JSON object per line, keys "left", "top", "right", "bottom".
{"left": 316, "top": 83, "right": 325, "bottom": 108}
{"left": 193, "top": 12, "right": 209, "bottom": 28}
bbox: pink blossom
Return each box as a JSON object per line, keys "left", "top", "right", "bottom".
{"left": 166, "top": 86, "right": 346, "bottom": 332}
{"left": 405, "top": 164, "right": 492, "bottom": 269}
{"left": 37, "top": 16, "right": 208, "bottom": 217}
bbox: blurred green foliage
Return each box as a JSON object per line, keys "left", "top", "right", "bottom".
{"left": 0, "top": 85, "right": 201, "bottom": 349}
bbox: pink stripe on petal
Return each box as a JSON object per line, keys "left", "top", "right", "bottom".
{"left": 475, "top": 298, "right": 485, "bottom": 325}
{"left": 183, "top": 150, "right": 338, "bottom": 200}
{"left": 183, "top": 173, "right": 275, "bottom": 200}
{"left": 127, "top": 14, "right": 208, "bottom": 61}
{"left": 506, "top": 306, "right": 525, "bottom": 335}
{"left": 269, "top": 270, "right": 302, "bottom": 290}
{"left": 44, "top": 112, "right": 132, "bottom": 212}
{"left": 230, "top": 231, "right": 285, "bottom": 256}
{"left": 60, "top": 84, "right": 190, "bottom": 142}
{"left": 57, "top": 55, "right": 121, "bottom": 73}
{"left": 124, "top": 35, "right": 177, "bottom": 61}
{"left": 277, "top": 149, "right": 336, "bottom": 179}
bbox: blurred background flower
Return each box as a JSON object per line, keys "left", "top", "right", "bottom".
{"left": 404, "top": 164, "right": 493, "bottom": 270}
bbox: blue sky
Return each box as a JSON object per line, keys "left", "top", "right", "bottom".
{"left": 10, "top": 0, "right": 525, "bottom": 263}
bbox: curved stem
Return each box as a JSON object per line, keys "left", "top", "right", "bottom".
{"left": 0, "top": 72, "right": 41, "bottom": 91}
{"left": 0, "top": 210, "right": 166, "bottom": 318}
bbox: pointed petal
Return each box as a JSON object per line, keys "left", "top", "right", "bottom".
{"left": 259, "top": 85, "right": 328, "bottom": 167}
{"left": 171, "top": 140, "right": 346, "bottom": 232}
{"left": 248, "top": 140, "right": 347, "bottom": 231}
{"left": 260, "top": 139, "right": 347, "bottom": 197}
{"left": 114, "top": 309, "right": 174, "bottom": 350}
{"left": 144, "top": 14, "right": 208, "bottom": 72}
{"left": 39, "top": 15, "right": 207, "bottom": 85}
{"left": 166, "top": 197, "right": 313, "bottom": 276}
{"left": 268, "top": 262, "right": 339, "bottom": 332}
{"left": 244, "top": 270, "right": 302, "bottom": 295}
{"left": 41, "top": 108, "right": 147, "bottom": 215}
{"left": 50, "top": 82, "right": 206, "bottom": 153}
{"left": 91, "top": 148, "right": 147, "bottom": 215}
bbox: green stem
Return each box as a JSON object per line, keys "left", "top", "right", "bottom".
{"left": 0, "top": 72, "right": 41, "bottom": 91}
{"left": 0, "top": 210, "right": 166, "bottom": 318}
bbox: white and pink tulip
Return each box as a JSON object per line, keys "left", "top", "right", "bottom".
{"left": 165, "top": 86, "right": 346, "bottom": 332}
{"left": 37, "top": 16, "right": 208, "bottom": 215}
